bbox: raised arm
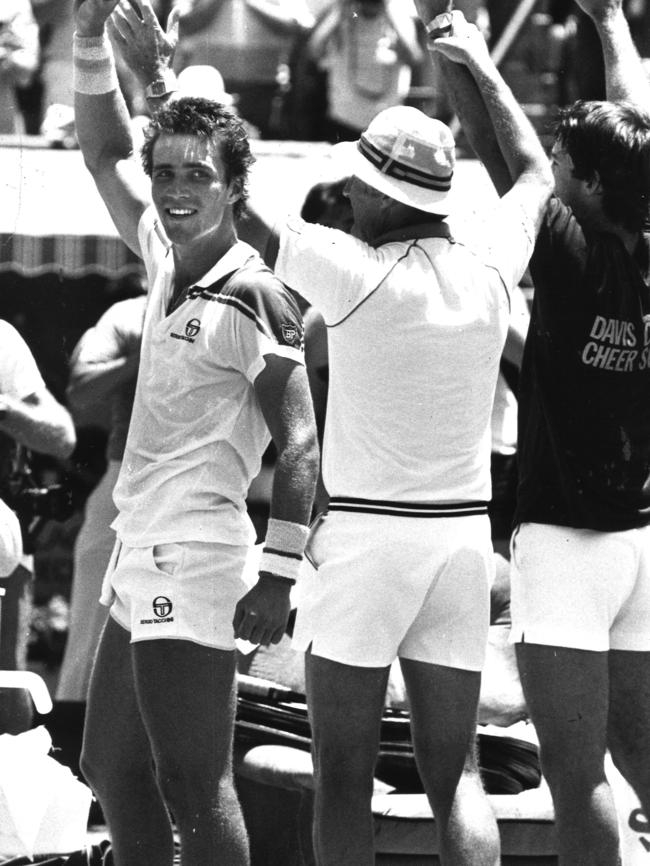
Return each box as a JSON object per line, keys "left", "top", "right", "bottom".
{"left": 425, "top": 10, "right": 553, "bottom": 231}
{"left": 73, "top": 0, "right": 153, "bottom": 256}
{"left": 107, "top": 0, "right": 180, "bottom": 112}
{"left": 0, "top": 389, "right": 76, "bottom": 461}
{"left": 413, "top": 0, "right": 512, "bottom": 195}
{"left": 574, "top": 0, "right": 650, "bottom": 105}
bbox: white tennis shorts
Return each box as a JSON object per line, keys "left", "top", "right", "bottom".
{"left": 510, "top": 522, "right": 650, "bottom": 651}
{"left": 292, "top": 510, "right": 494, "bottom": 670}
{"left": 100, "top": 539, "right": 250, "bottom": 649}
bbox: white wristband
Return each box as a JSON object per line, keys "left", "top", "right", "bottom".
{"left": 259, "top": 518, "right": 309, "bottom": 585}
{"left": 73, "top": 33, "right": 119, "bottom": 95}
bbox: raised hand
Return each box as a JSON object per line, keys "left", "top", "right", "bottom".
{"left": 74, "top": 0, "right": 122, "bottom": 37}
{"left": 108, "top": 0, "right": 179, "bottom": 87}
{"left": 428, "top": 11, "right": 492, "bottom": 68}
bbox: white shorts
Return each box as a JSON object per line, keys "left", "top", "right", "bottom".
{"left": 100, "top": 539, "right": 250, "bottom": 649}
{"left": 292, "top": 510, "right": 494, "bottom": 671}
{"left": 510, "top": 522, "right": 650, "bottom": 651}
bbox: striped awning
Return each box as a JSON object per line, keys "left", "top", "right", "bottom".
{"left": 0, "top": 233, "right": 141, "bottom": 278}
{"left": 0, "top": 136, "right": 333, "bottom": 279}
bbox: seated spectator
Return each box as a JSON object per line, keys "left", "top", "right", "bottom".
{"left": 0, "top": 0, "right": 39, "bottom": 134}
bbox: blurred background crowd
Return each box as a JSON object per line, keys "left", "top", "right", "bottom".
{"left": 3, "top": 0, "right": 650, "bottom": 144}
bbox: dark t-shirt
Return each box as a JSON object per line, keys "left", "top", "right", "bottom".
{"left": 515, "top": 196, "right": 650, "bottom": 531}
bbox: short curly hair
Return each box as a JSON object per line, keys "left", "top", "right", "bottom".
{"left": 555, "top": 100, "right": 650, "bottom": 233}
{"left": 141, "top": 97, "right": 254, "bottom": 221}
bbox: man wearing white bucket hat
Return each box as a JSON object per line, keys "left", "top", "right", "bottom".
{"left": 266, "top": 49, "right": 553, "bottom": 866}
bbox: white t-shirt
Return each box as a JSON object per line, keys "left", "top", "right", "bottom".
{"left": 321, "top": 10, "right": 414, "bottom": 132}
{"left": 0, "top": 321, "right": 44, "bottom": 573}
{"left": 111, "top": 208, "right": 305, "bottom": 547}
{"left": 276, "top": 206, "right": 534, "bottom": 503}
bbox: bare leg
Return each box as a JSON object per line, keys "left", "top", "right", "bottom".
{"left": 400, "top": 659, "right": 499, "bottom": 865}
{"left": 0, "top": 564, "right": 33, "bottom": 734}
{"left": 81, "top": 617, "right": 175, "bottom": 866}
{"left": 133, "top": 638, "right": 249, "bottom": 866}
{"left": 608, "top": 650, "right": 650, "bottom": 816}
{"left": 305, "top": 651, "right": 390, "bottom": 866}
{"left": 517, "top": 643, "right": 618, "bottom": 866}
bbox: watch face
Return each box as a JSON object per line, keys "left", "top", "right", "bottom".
{"left": 148, "top": 81, "right": 167, "bottom": 97}
{"left": 428, "top": 12, "right": 453, "bottom": 37}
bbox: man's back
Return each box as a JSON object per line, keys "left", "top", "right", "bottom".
{"left": 277, "top": 221, "right": 515, "bottom": 503}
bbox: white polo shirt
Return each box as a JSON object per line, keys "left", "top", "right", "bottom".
{"left": 276, "top": 207, "right": 534, "bottom": 504}
{"left": 112, "top": 208, "right": 304, "bottom": 547}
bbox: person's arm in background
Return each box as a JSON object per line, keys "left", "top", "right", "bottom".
{"left": 576, "top": 0, "right": 650, "bottom": 103}
{"left": 0, "top": 324, "right": 75, "bottom": 462}
{"left": 0, "top": 0, "right": 39, "bottom": 88}
{"left": 233, "top": 356, "right": 319, "bottom": 647}
{"left": 73, "top": 0, "right": 153, "bottom": 256}
{"left": 0, "top": 391, "right": 76, "bottom": 462}
{"left": 306, "top": 1, "right": 341, "bottom": 63}
{"left": 245, "top": 0, "right": 315, "bottom": 33}
{"left": 385, "top": 0, "right": 423, "bottom": 67}
{"left": 66, "top": 300, "right": 143, "bottom": 420}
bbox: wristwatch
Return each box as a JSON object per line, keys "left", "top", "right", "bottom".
{"left": 145, "top": 70, "right": 178, "bottom": 99}
{"left": 426, "top": 11, "right": 453, "bottom": 40}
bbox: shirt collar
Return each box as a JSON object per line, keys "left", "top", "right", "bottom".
{"left": 191, "top": 240, "right": 257, "bottom": 289}
{"left": 370, "top": 221, "right": 453, "bottom": 248}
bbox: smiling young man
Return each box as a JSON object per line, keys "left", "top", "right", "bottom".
{"left": 423, "top": 0, "right": 650, "bottom": 861}
{"left": 71, "top": 2, "right": 318, "bottom": 865}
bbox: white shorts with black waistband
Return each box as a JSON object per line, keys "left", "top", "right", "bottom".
{"left": 510, "top": 522, "right": 650, "bottom": 652}
{"left": 100, "top": 539, "right": 251, "bottom": 649}
{"left": 292, "top": 500, "right": 494, "bottom": 671}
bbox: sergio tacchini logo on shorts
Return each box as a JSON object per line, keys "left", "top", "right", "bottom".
{"left": 140, "top": 595, "right": 174, "bottom": 625}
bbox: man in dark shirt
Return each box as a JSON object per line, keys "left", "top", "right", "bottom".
{"left": 421, "top": 0, "right": 650, "bottom": 861}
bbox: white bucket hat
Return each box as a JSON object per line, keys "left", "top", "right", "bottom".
{"left": 349, "top": 106, "right": 456, "bottom": 216}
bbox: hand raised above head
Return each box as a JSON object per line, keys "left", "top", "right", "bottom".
{"left": 74, "top": 0, "right": 122, "bottom": 38}
{"left": 108, "top": 0, "right": 180, "bottom": 86}
{"left": 428, "top": 11, "right": 491, "bottom": 68}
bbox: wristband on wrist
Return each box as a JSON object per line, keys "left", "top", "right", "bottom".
{"left": 259, "top": 518, "right": 309, "bottom": 585}
{"left": 73, "top": 33, "right": 119, "bottom": 95}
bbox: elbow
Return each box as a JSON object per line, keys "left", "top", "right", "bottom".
{"left": 51, "top": 425, "right": 77, "bottom": 461}
{"left": 286, "top": 426, "right": 320, "bottom": 482}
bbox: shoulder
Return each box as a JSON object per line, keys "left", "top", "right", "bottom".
{"left": 226, "top": 257, "right": 300, "bottom": 315}
{"left": 221, "top": 256, "right": 303, "bottom": 350}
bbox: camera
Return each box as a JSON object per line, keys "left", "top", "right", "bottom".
{"left": 2, "top": 464, "right": 74, "bottom": 554}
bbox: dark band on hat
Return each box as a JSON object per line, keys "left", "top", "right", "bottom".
{"left": 358, "top": 135, "right": 452, "bottom": 192}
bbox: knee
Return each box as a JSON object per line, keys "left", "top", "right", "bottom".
{"left": 312, "top": 740, "right": 376, "bottom": 798}
{"left": 81, "top": 734, "right": 150, "bottom": 798}
{"left": 154, "top": 748, "right": 236, "bottom": 818}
